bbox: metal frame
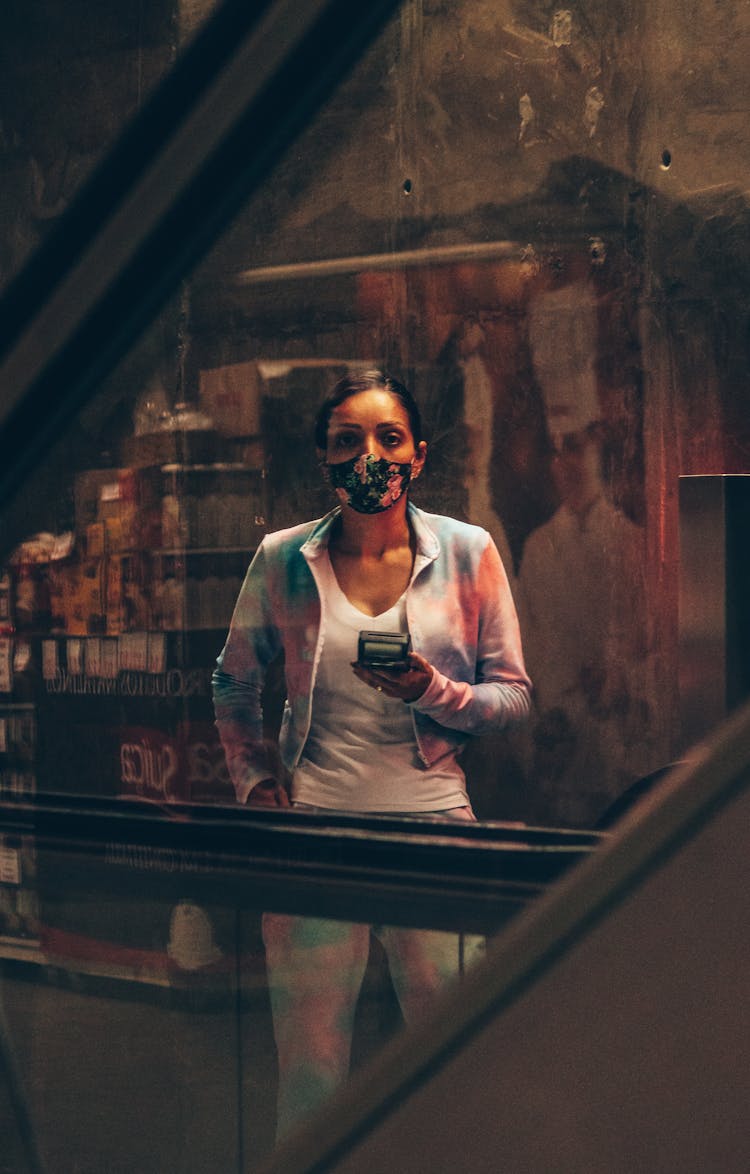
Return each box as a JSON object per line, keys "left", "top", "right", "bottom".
{"left": 0, "top": 794, "right": 600, "bottom": 934}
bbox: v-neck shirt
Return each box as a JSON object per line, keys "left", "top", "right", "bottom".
{"left": 292, "top": 551, "right": 468, "bottom": 812}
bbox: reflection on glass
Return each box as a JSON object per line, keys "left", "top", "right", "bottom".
{"left": 0, "top": 1, "right": 213, "bottom": 295}
{"left": 4, "top": 0, "right": 750, "bottom": 1159}
{"left": 1, "top": 0, "right": 697, "bottom": 829}
{"left": 515, "top": 282, "right": 652, "bottom": 827}
{"left": 0, "top": 828, "right": 505, "bottom": 1170}
{"left": 1, "top": 875, "right": 260, "bottom": 1172}
{"left": 262, "top": 910, "right": 485, "bottom": 1138}
{"left": 7, "top": 0, "right": 746, "bottom": 1165}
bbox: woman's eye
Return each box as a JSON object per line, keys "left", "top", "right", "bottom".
{"left": 334, "top": 434, "right": 357, "bottom": 449}
{"left": 383, "top": 433, "right": 403, "bottom": 446}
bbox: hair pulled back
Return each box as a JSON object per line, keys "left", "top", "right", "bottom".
{"left": 314, "top": 369, "right": 423, "bottom": 451}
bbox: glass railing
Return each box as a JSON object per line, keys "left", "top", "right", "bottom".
{"left": 2, "top": 0, "right": 750, "bottom": 1168}
{"left": 0, "top": 794, "right": 600, "bottom": 1172}
{"left": 258, "top": 700, "right": 750, "bottom": 1174}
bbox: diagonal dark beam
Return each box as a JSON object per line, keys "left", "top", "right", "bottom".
{"left": 0, "top": 0, "right": 402, "bottom": 507}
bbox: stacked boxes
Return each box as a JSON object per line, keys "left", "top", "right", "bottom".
{"left": 48, "top": 556, "right": 106, "bottom": 636}
{"left": 48, "top": 462, "right": 264, "bottom": 636}
{"left": 6, "top": 444, "right": 265, "bottom": 643}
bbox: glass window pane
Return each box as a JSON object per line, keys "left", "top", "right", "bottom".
{"left": 2, "top": 2, "right": 748, "bottom": 828}
{"left": 5, "top": 0, "right": 750, "bottom": 1164}
{"left": 1, "top": 810, "right": 596, "bottom": 1170}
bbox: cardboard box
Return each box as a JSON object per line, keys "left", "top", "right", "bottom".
{"left": 120, "top": 429, "right": 222, "bottom": 468}
{"left": 199, "top": 362, "right": 262, "bottom": 437}
{"left": 86, "top": 523, "right": 106, "bottom": 558}
{"left": 51, "top": 557, "right": 106, "bottom": 636}
{"left": 106, "top": 554, "right": 151, "bottom": 634}
{"left": 74, "top": 470, "right": 119, "bottom": 532}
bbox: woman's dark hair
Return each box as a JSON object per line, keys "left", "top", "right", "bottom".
{"left": 314, "top": 369, "right": 423, "bottom": 450}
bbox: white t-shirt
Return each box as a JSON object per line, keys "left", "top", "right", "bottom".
{"left": 292, "top": 552, "right": 469, "bottom": 812}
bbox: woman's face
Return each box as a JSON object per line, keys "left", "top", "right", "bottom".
{"left": 324, "top": 389, "right": 427, "bottom": 473}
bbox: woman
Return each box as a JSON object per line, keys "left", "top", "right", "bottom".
{"left": 212, "top": 369, "right": 531, "bottom": 1134}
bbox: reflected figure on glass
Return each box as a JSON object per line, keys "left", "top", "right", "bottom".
{"left": 517, "top": 422, "right": 648, "bottom": 825}
{"left": 457, "top": 317, "right": 515, "bottom": 575}
{"left": 516, "top": 282, "right": 651, "bottom": 827}
{"left": 212, "top": 369, "right": 531, "bottom": 1135}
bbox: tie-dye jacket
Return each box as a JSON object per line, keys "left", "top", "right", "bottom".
{"left": 212, "top": 503, "right": 532, "bottom": 803}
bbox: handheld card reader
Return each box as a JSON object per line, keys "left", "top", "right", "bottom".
{"left": 357, "top": 631, "right": 412, "bottom": 671}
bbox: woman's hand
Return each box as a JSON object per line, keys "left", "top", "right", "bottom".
{"left": 247, "top": 777, "right": 291, "bottom": 807}
{"left": 352, "top": 651, "right": 433, "bottom": 703}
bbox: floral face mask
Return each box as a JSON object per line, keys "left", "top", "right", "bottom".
{"left": 325, "top": 452, "right": 414, "bottom": 514}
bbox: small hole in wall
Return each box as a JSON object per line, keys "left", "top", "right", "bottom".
{"left": 660, "top": 149, "right": 672, "bottom": 170}
{"left": 402, "top": 178, "right": 413, "bottom": 195}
